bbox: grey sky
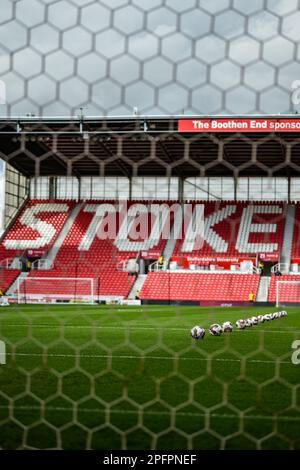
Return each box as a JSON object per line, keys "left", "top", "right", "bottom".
{"left": 0, "top": 0, "right": 299, "bottom": 117}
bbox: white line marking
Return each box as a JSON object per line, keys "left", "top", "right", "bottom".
{"left": 0, "top": 405, "right": 298, "bottom": 421}
{"left": 6, "top": 352, "right": 292, "bottom": 364}
{"left": 0, "top": 323, "right": 298, "bottom": 334}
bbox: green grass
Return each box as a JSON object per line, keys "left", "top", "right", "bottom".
{"left": 0, "top": 304, "right": 300, "bottom": 450}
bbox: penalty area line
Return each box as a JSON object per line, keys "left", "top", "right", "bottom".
{"left": 0, "top": 323, "right": 299, "bottom": 335}
{"left": 0, "top": 405, "right": 299, "bottom": 422}
{"left": 6, "top": 352, "right": 292, "bottom": 364}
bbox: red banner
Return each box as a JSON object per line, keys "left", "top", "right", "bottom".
{"left": 178, "top": 118, "right": 300, "bottom": 133}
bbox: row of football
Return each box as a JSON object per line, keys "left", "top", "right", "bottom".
{"left": 191, "top": 311, "right": 288, "bottom": 339}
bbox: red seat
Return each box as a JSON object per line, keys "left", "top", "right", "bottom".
{"left": 140, "top": 272, "right": 259, "bottom": 302}
{"left": 0, "top": 269, "right": 20, "bottom": 293}
{"left": 268, "top": 274, "right": 300, "bottom": 302}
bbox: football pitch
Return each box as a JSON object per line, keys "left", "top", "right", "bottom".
{"left": 0, "top": 304, "right": 300, "bottom": 450}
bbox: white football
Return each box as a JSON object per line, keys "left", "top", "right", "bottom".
{"left": 264, "top": 314, "right": 271, "bottom": 321}
{"left": 209, "top": 324, "right": 223, "bottom": 336}
{"left": 191, "top": 325, "right": 205, "bottom": 340}
{"left": 257, "top": 315, "right": 264, "bottom": 323}
{"left": 222, "top": 321, "right": 233, "bottom": 333}
{"left": 236, "top": 319, "right": 246, "bottom": 329}
{"left": 245, "top": 319, "right": 253, "bottom": 327}
{"left": 251, "top": 316, "right": 258, "bottom": 325}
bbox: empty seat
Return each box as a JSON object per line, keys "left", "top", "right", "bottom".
{"left": 140, "top": 272, "right": 260, "bottom": 302}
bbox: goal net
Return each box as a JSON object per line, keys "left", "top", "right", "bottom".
{"left": 276, "top": 280, "right": 300, "bottom": 307}
{"left": 17, "top": 277, "right": 97, "bottom": 304}
{"left": 2, "top": 0, "right": 300, "bottom": 452}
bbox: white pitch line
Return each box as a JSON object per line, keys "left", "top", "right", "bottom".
{"left": 5, "top": 352, "right": 292, "bottom": 364}
{"left": 0, "top": 323, "right": 299, "bottom": 334}
{"left": 0, "top": 405, "right": 299, "bottom": 422}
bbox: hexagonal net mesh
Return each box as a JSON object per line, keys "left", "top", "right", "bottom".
{"left": 0, "top": 0, "right": 300, "bottom": 116}
{"left": 1, "top": 302, "right": 300, "bottom": 450}
{"left": 0, "top": 0, "right": 300, "bottom": 452}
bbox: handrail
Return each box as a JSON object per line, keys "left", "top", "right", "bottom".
{"left": 0, "top": 258, "right": 22, "bottom": 269}
{"left": 253, "top": 266, "right": 261, "bottom": 275}
{"left": 271, "top": 263, "right": 289, "bottom": 274}
{"left": 116, "top": 258, "right": 138, "bottom": 273}
{"left": 0, "top": 258, "right": 13, "bottom": 268}
{"left": 31, "top": 259, "right": 52, "bottom": 270}
{"left": 149, "top": 260, "right": 168, "bottom": 272}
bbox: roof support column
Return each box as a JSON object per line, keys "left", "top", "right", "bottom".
{"left": 234, "top": 174, "right": 238, "bottom": 202}
{"left": 77, "top": 177, "right": 81, "bottom": 202}
{"left": 129, "top": 176, "right": 132, "bottom": 201}
{"left": 178, "top": 177, "right": 184, "bottom": 203}
{"left": 49, "top": 176, "right": 55, "bottom": 200}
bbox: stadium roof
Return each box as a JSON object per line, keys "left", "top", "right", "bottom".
{"left": 1, "top": 115, "right": 300, "bottom": 178}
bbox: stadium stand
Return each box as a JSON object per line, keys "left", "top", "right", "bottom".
{"left": 268, "top": 274, "right": 300, "bottom": 302}
{"left": 0, "top": 199, "right": 289, "bottom": 301}
{"left": 0, "top": 200, "right": 75, "bottom": 261}
{"left": 140, "top": 272, "right": 260, "bottom": 302}
{"left": 291, "top": 204, "right": 300, "bottom": 262}
{"left": 173, "top": 201, "right": 285, "bottom": 263}
{"left": 0, "top": 200, "right": 75, "bottom": 294}
{"left": 15, "top": 200, "right": 173, "bottom": 299}
{"left": 0, "top": 268, "right": 20, "bottom": 293}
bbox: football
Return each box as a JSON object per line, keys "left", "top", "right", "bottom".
{"left": 251, "top": 316, "right": 258, "bottom": 325}
{"left": 190, "top": 326, "right": 205, "bottom": 340}
{"left": 257, "top": 315, "right": 264, "bottom": 323}
{"left": 245, "top": 319, "right": 253, "bottom": 327}
{"left": 264, "top": 314, "right": 271, "bottom": 321}
{"left": 209, "top": 324, "right": 223, "bottom": 336}
{"left": 236, "top": 319, "right": 246, "bottom": 329}
{"left": 222, "top": 321, "right": 233, "bottom": 333}
{"left": 0, "top": 297, "right": 10, "bottom": 307}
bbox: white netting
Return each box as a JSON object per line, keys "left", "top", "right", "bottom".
{"left": 16, "top": 277, "right": 97, "bottom": 304}
{"left": 0, "top": 302, "right": 299, "bottom": 450}
{"left": 0, "top": 0, "right": 300, "bottom": 451}
{"left": 276, "top": 280, "right": 300, "bottom": 306}
{"left": 0, "top": 0, "right": 300, "bottom": 116}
